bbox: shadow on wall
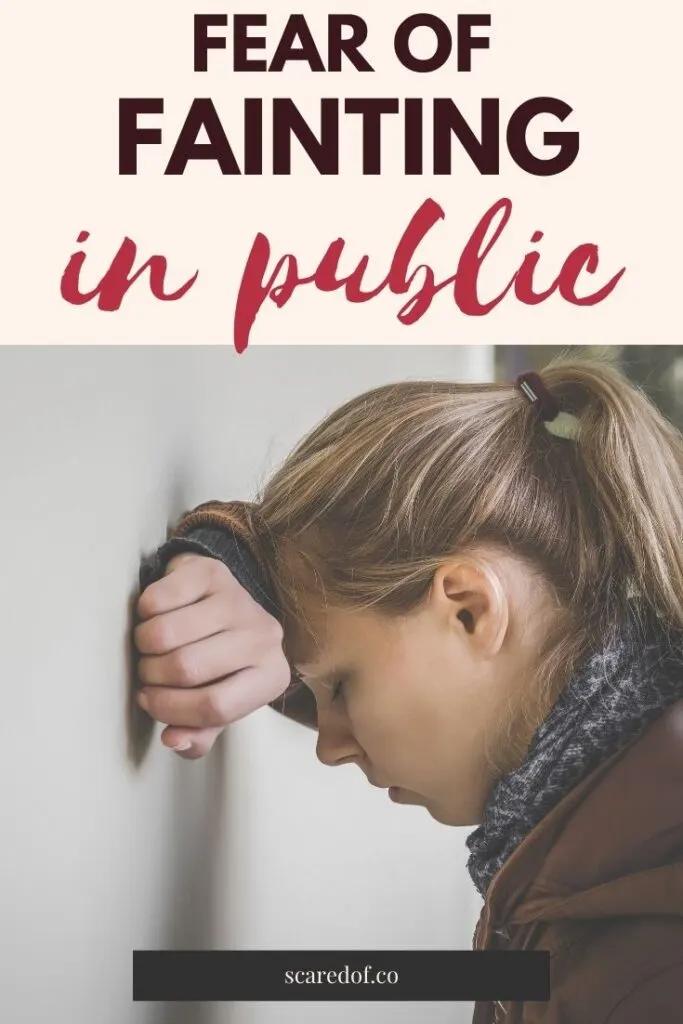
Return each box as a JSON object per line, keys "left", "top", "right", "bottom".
{"left": 122, "top": 472, "right": 235, "bottom": 1024}
{"left": 152, "top": 739, "right": 230, "bottom": 1024}
{"left": 124, "top": 460, "right": 199, "bottom": 767}
{"left": 125, "top": 587, "right": 234, "bottom": 1024}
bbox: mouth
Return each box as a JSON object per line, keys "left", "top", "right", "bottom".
{"left": 366, "top": 776, "right": 404, "bottom": 798}
{"left": 366, "top": 778, "right": 403, "bottom": 802}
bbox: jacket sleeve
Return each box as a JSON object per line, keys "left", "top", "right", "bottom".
{"left": 603, "top": 961, "right": 683, "bottom": 1023}
{"left": 138, "top": 500, "right": 318, "bottom": 732}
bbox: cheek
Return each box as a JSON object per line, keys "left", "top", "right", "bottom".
{"left": 366, "top": 629, "right": 468, "bottom": 776}
{"left": 351, "top": 656, "right": 434, "bottom": 764}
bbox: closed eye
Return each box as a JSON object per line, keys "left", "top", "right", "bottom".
{"left": 294, "top": 668, "right": 352, "bottom": 703}
{"left": 330, "top": 679, "right": 345, "bottom": 702}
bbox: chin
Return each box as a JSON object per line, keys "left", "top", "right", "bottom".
{"left": 389, "top": 786, "right": 471, "bottom": 826}
{"left": 388, "top": 786, "right": 421, "bottom": 803}
{"left": 389, "top": 790, "right": 463, "bottom": 826}
{"left": 424, "top": 802, "right": 464, "bottom": 826}
{"left": 427, "top": 807, "right": 454, "bottom": 824}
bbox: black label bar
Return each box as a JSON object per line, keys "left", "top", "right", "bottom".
{"left": 133, "top": 950, "right": 550, "bottom": 1002}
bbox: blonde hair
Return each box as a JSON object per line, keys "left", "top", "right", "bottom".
{"left": 231, "top": 352, "right": 683, "bottom": 756}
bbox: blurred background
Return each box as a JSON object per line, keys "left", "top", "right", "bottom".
{"left": 496, "top": 346, "right": 683, "bottom": 427}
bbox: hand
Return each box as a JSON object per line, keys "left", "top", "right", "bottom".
{"left": 133, "top": 553, "right": 291, "bottom": 759}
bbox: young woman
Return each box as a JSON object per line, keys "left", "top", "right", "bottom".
{"left": 134, "top": 356, "right": 683, "bottom": 1023}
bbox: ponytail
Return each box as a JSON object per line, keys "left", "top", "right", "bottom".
{"left": 540, "top": 354, "right": 683, "bottom": 633}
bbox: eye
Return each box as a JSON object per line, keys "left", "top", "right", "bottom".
{"left": 330, "top": 679, "right": 346, "bottom": 702}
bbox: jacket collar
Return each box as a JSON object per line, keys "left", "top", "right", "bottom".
{"left": 474, "top": 698, "right": 683, "bottom": 950}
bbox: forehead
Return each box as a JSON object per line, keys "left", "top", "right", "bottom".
{"left": 286, "top": 602, "right": 395, "bottom": 682}
{"left": 284, "top": 598, "right": 365, "bottom": 672}
{"left": 274, "top": 535, "right": 387, "bottom": 670}
{"left": 283, "top": 600, "right": 360, "bottom": 676}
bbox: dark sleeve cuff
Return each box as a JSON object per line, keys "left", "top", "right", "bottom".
{"left": 138, "top": 526, "right": 280, "bottom": 621}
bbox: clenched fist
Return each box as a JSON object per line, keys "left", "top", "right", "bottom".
{"left": 134, "top": 553, "right": 292, "bottom": 759}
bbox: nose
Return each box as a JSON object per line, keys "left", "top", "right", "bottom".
{"left": 315, "top": 715, "right": 361, "bottom": 768}
{"left": 316, "top": 735, "right": 359, "bottom": 768}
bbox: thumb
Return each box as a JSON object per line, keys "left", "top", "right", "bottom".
{"left": 160, "top": 725, "right": 225, "bottom": 760}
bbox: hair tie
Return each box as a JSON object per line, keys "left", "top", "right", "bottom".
{"left": 515, "top": 371, "right": 580, "bottom": 440}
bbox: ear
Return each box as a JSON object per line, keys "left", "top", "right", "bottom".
{"left": 429, "top": 557, "right": 509, "bottom": 658}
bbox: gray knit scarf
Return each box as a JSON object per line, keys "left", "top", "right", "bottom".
{"left": 465, "top": 604, "right": 683, "bottom": 899}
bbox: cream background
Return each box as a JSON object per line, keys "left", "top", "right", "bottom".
{"left": 1, "top": 0, "right": 679, "bottom": 346}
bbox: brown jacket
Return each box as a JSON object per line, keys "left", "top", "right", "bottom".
{"left": 267, "top": 684, "right": 683, "bottom": 1023}
{"left": 171, "top": 502, "right": 683, "bottom": 1023}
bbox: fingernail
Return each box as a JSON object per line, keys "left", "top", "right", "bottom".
{"left": 137, "top": 691, "right": 149, "bottom": 710}
{"left": 172, "top": 741, "right": 192, "bottom": 752}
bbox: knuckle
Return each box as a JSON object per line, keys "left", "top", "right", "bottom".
{"left": 266, "top": 615, "right": 285, "bottom": 647}
{"left": 207, "top": 557, "right": 228, "bottom": 587}
{"left": 202, "top": 688, "right": 227, "bottom": 726}
{"left": 137, "top": 586, "right": 160, "bottom": 618}
{"left": 262, "top": 650, "right": 292, "bottom": 695}
{"left": 165, "top": 553, "right": 197, "bottom": 574}
{"left": 139, "top": 687, "right": 159, "bottom": 720}
{"left": 273, "top": 654, "right": 293, "bottom": 691}
{"left": 172, "top": 646, "right": 200, "bottom": 685}
{"left": 135, "top": 616, "right": 171, "bottom": 653}
{"left": 252, "top": 606, "right": 284, "bottom": 646}
{"left": 132, "top": 621, "right": 148, "bottom": 652}
{"left": 148, "top": 616, "right": 175, "bottom": 651}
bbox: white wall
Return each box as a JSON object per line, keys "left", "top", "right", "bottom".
{"left": 0, "top": 345, "right": 493, "bottom": 1024}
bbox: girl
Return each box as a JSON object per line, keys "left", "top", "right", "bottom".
{"left": 135, "top": 355, "right": 683, "bottom": 1023}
